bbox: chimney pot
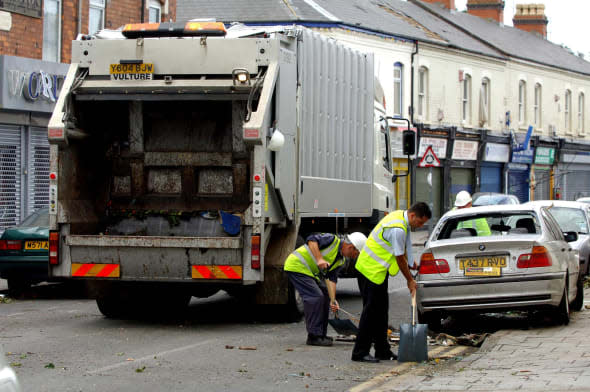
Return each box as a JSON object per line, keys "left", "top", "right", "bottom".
{"left": 513, "top": 3, "right": 548, "bottom": 38}
{"left": 466, "top": 0, "right": 505, "bottom": 24}
{"left": 420, "top": 0, "right": 456, "bottom": 10}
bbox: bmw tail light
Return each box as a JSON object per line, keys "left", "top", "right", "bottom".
{"left": 419, "top": 252, "right": 450, "bottom": 274}
{"left": 517, "top": 246, "right": 552, "bottom": 268}
{"left": 0, "top": 240, "right": 22, "bottom": 250}
{"left": 251, "top": 234, "right": 261, "bottom": 269}
{"left": 49, "top": 231, "right": 59, "bottom": 265}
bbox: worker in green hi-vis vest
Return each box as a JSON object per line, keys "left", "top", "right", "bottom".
{"left": 351, "top": 202, "right": 431, "bottom": 363}
{"left": 452, "top": 190, "right": 491, "bottom": 236}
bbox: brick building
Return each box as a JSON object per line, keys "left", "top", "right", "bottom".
{"left": 0, "top": 0, "right": 176, "bottom": 232}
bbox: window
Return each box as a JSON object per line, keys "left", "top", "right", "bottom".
{"left": 43, "top": 0, "right": 61, "bottom": 62}
{"left": 565, "top": 89, "right": 572, "bottom": 132}
{"left": 462, "top": 74, "right": 472, "bottom": 123}
{"left": 518, "top": 80, "right": 526, "bottom": 125}
{"left": 479, "top": 78, "right": 490, "bottom": 127}
{"left": 579, "top": 93, "right": 585, "bottom": 134}
{"left": 148, "top": 0, "right": 161, "bottom": 23}
{"left": 89, "top": 0, "right": 105, "bottom": 35}
{"left": 534, "top": 83, "right": 542, "bottom": 128}
{"left": 393, "top": 62, "right": 403, "bottom": 117}
{"left": 417, "top": 67, "right": 428, "bottom": 120}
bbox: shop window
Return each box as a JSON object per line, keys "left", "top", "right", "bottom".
{"left": 578, "top": 92, "right": 585, "bottom": 135}
{"left": 518, "top": 80, "right": 526, "bottom": 126}
{"left": 479, "top": 77, "right": 490, "bottom": 127}
{"left": 89, "top": 0, "right": 105, "bottom": 35}
{"left": 462, "top": 74, "right": 472, "bottom": 124}
{"left": 393, "top": 62, "right": 403, "bottom": 118}
{"left": 534, "top": 83, "right": 542, "bottom": 129}
{"left": 418, "top": 66, "right": 428, "bottom": 120}
{"left": 565, "top": 89, "right": 572, "bottom": 133}
{"left": 42, "top": 0, "right": 61, "bottom": 62}
{"left": 149, "top": 0, "right": 162, "bottom": 23}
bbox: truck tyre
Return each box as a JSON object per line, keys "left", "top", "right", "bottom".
{"left": 7, "top": 279, "right": 31, "bottom": 297}
{"left": 571, "top": 276, "right": 584, "bottom": 312}
{"left": 96, "top": 297, "right": 126, "bottom": 319}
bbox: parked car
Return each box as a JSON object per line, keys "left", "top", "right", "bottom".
{"left": 0, "top": 208, "right": 49, "bottom": 296}
{"left": 526, "top": 200, "right": 590, "bottom": 277}
{"left": 0, "top": 346, "right": 21, "bottom": 392}
{"left": 417, "top": 204, "right": 583, "bottom": 330}
{"left": 576, "top": 197, "right": 590, "bottom": 204}
{"left": 471, "top": 192, "right": 520, "bottom": 206}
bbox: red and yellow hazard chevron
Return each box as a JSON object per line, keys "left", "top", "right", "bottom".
{"left": 71, "top": 263, "right": 120, "bottom": 278}
{"left": 191, "top": 265, "right": 242, "bottom": 280}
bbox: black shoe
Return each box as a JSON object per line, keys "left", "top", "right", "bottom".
{"left": 351, "top": 354, "right": 380, "bottom": 363}
{"left": 376, "top": 352, "right": 397, "bottom": 361}
{"left": 307, "top": 335, "right": 333, "bottom": 347}
{"left": 323, "top": 335, "right": 334, "bottom": 342}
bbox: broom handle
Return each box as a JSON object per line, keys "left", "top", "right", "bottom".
{"left": 412, "top": 292, "right": 417, "bottom": 326}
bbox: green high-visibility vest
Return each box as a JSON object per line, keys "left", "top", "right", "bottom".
{"left": 452, "top": 207, "right": 491, "bottom": 236}
{"left": 355, "top": 210, "right": 407, "bottom": 285}
{"left": 283, "top": 235, "right": 343, "bottom": 281}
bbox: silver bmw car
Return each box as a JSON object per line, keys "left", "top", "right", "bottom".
{"left": 417, "top": 204, "right": 583, "bottom": 329}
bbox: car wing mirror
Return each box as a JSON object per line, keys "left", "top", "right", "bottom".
{"left": 564, "top": 231, "right": 578, "bottom": 242}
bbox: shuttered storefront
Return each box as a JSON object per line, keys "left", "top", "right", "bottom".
{"left": 559, "top": 163, "right": 590, "bottom": 201}
{"left": 507, "top": 163, "right": 530, "bottom": 203}
{"left": 0, "top": 125, "right": 22, "bottom": 233}
{"left": 480, "top": 163, "right": 503, "bottom": 193}
{"left": 450, "top": 167, "right": 474, "bottom": 208}
{"left": 27, "top": 127, "right": 50, "bottom": 212}
{"left": 533, "top": 165, "right": 551, "bottom": 201}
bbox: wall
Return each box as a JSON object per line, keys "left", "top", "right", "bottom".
{"left": 0, "top": 12, "right": 43, "bottom": 59}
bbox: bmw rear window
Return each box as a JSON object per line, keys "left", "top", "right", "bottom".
{"left": 436, "top": 212, "right": 540, "bottom": 240}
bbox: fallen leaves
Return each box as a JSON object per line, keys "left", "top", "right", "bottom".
{"left": 135, "top": 366, "right": 146, "bottom": 373}
{"left": 45, "top": 363, "right": 55, "bottom": 369}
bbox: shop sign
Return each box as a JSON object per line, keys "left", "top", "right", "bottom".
{"left": 511, "top": 132, "right": 534, "bottom": 164}
{"left": 484, "top": 143, "right": 509, "bottom": 162}
{"left": 451, "top": 140, "right": 478, "bottom": 160}
{"left": 0, "top": 55, "right": 68, "bottom": 113}
{"left": 418, "top": 137, "right": 447, "bottom": 159}
{"left": 561, "top": 152, "right": 590, "bottom": 164}
{"left": 534, "top": 147, "right": 555, "bottom": 165}
{"left": 0, "top": 0, "right": 42, "bottom": 18}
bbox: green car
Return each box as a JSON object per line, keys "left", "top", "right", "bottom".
{"left": 0, "top": 208, "right": 49, "bottom": 295}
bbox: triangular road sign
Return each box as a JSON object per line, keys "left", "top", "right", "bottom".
{"left": 418, "top": 145, "right": 441, "bottom": 168}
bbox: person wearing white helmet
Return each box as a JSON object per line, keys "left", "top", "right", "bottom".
{"left": 284, "top": 232, "right": 366, "bottom": 347}
{"left": 453, "top": 190, "right": 491, "bottom": 236}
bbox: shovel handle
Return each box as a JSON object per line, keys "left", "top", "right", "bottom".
{"left": 411, "top": 292, "right": 417, "bottom": 326}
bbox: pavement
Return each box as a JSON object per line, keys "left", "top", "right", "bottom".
{"left": 349, "top": 287, "right": 590, "bottom": 392}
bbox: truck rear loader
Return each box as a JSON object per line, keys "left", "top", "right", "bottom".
{"left": 47, "top": 22, "right": 395, "bottom": 317}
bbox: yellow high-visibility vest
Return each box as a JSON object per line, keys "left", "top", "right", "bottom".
{"left": 284, "top": 236, "right": 342, "bottom": 281}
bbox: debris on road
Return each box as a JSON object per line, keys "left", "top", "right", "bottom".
{"left": 44, "top": 363, "right": 55, "bottom": 369}
{"left": 225, "top": 345, "right": 235, "bottom": 349}
{"left": 135, "top": 366, "right": 146, "bottom": 373}
{"left": 432, "top": 332, "right": 490, "bottom": 347}
{"left": 238, "top": 346, "right": 257, "bottom": 351}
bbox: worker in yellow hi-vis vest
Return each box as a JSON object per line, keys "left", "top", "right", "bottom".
{"left": 284, "top": 232, "right": 367, "bottom": 347}
{"left": 351, "top": 202, "right": 431, "bottom": 363}
{"left": 453, "top": 190, "right": 491, "bottom": 236}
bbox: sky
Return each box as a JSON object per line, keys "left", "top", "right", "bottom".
{"left": 453, "top": 0, "right": 590, "bottom": 58}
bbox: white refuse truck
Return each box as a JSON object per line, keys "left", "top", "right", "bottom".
{"left": 47, "top": 22, "right": 395, "bottom": 317}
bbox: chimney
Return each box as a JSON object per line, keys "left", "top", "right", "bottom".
{"left": 466, "top": 0, "right": 505, "bottom": 23}
{"left": 512, "top": 3, "right": 548, "bottom": 38}
{"left": 420, "top": 0, "right": 455, "bottom": 10}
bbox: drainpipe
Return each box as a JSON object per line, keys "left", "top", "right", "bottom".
{"left": 78, "top": 0, "right": 82, "bottom": 35}
{"left": 141, "top": 0, "right": 145, "bottom": 22}
{"left": 410, "top": 40, "right": 419, "bottom": 126}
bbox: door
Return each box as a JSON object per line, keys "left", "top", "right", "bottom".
{"left": 0, "top": 125, "right": 22, "bottom": 234}
{"left": 480, "top": 163, "right": 502, "bottom": 193}
{"left": 508, "top": 167, "right": 530, "bottom": 203}
{"left": 27, "top": 127, "right": 51, "bottom": 213}
{"left": 450, "top": 168, "right": 474, "bottom": 209}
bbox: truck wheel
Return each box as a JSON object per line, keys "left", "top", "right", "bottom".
{"left": 285, "top": 282, "right": 304, "bottom": 322}
{"left": 96, "top": 297, "right": 126, "bottom": 319}
{"left": 571, "top": 276, "right": 584, "bottom": 312}
{"left": 7, "top": 279, "right": 31, "bottom": 297}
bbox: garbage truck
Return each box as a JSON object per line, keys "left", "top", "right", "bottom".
{"left": 46, "top": 22, "right": 395, "bottom": 317}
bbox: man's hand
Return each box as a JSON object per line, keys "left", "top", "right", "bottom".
{"left": 407, "top": 278, "right": 417, "bottom": 296}
{"left": 317, "top": 257, "right": 329, "bottom": 270}
{"left": 330, "top": 299, "right": 339, "bottom": 312}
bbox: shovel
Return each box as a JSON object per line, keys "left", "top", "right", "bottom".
{"left": 397, "top": 292, "right": 428, "bottom": 362}
{"left": 328, "top": 308, "right": 359, "bottom": 336}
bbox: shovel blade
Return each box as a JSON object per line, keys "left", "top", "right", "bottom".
{"left": 397, "top": 322, "right": 428, "bottom": 362}
{"left": 328, "top": 318, "right": 359, "bottom": 336}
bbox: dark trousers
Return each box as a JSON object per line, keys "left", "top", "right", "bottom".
{"left": 286, "top": 271, "right": 330, "bottom": 337}
{"left": 352, "top": 272, "right": 392, "bottom": 359}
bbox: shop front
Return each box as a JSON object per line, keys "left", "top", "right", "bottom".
{"left": 532, "top": 146, "right": 555, "bottom": 201}
{"left": 558, "top": 151, "right": 590, "bottom": 201}
{"left": 508, "top": 142, "right": 534, "bottom": 203}
{"left": 449, "top": 135, "right": 479, "bottom": 210}
{"left": 481, "top": 142, "right": 510, "bottom": 193}
{"left": 0, "top": 56, "right": 67, "bottom": 232}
